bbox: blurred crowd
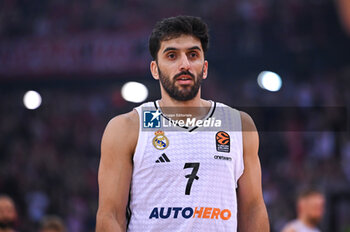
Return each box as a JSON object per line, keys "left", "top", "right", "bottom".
{"left": 1, "top": 0, "right": 349, "bottom": 59}
{"left": 1, "top": 72, "right": 349, "bottom": 231}
{"left": 0, "top": 0, "right": 350, "bottom": 232}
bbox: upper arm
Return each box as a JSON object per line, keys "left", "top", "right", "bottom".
{"left": 237, "top": 111, "right": 264, "bottom": 208}
{"left": 97, "top": 110, "right": 139, "bottom": 225}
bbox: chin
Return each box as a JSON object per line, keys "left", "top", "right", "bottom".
{"left": 309, "top": 217, "right": 322, "bottom": 226}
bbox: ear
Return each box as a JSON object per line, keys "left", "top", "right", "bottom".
{"left": 150, "top": 61, "right": 159, "bottom": 80}
{"left": 202, "top": 60, "right": 208, "bottom": 80}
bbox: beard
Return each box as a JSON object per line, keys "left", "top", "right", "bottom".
{"left": 158, "top": 65, "right": 204, "bottom": 101}
{"left": 307, "top": 216, "right": 322, "bottom": 226}
{"left": 158, "top": 66, "right": 204, "bottom": 101}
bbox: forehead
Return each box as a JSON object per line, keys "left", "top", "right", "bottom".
{"left": 303, "top": 194, "right": 325, "bottom": 203}
{"left": 0, "top": 198, "right": 14, "bottom": 208}
{"left": 159, "top": 34, "right": 202, "bottom": 52}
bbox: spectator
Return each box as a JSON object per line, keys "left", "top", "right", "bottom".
{"left": 39, "top": 216, "right": 66, "bottom": 232}
{"left": 281, "top": 189, "right": 325, "bottom": 232}
{"left": 0, "top": 195, "right": 18, "bottom": 232}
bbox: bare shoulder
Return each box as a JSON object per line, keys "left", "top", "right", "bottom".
{"left": 239, "top": 111, "right": 257, "bottom": 132}
{"left": 239, "top": 111, "right": 259, "bottom": 155}
{"left": 102, "top": 109, "right": 139, "bottom": 155}
{"left": 107, "top": 109, "right": 139, "bottom": 131}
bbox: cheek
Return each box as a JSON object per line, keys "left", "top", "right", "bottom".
{"left": 193, "top": 61, "right": 205, "bottom": 72}
{"left": 158, "top": 62, "right": 177, "bottom": 77}
{"left": 309, "top": 203, "right": 324, "bottom": 216}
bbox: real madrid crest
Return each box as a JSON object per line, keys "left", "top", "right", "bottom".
{"left": 152, "top": 130, "right": 169, "bottom": 150}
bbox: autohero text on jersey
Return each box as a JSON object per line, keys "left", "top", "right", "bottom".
{"left": 149, "top": 207, "right": 231, "bottom": 220}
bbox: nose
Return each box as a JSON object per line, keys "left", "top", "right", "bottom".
{"left": 179, "top": 53, "right": 190, "bottom": 71}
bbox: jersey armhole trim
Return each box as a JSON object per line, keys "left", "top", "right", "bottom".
{"left": 133, "top": 107, "right": 147, "bottom": 170}
{"left": 235, "top": 109, "right": 244, "bottom": 186}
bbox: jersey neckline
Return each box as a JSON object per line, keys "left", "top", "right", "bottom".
{"left": 153, "top": 100, "right": 216, "bottom": 132}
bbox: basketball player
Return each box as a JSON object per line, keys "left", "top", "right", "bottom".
{"left": 96, "top": 16, "right": 269, "bottom": 231}
{"left": 282, "top": 189, "right": 325, "bottom": 232}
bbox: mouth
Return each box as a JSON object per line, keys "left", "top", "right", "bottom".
{"left": 175, "top": 75, "right": 193, "bottom": 85}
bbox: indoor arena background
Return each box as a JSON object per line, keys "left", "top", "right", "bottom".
{"left": 1, "top": 0, "right": 350, "bottom": 231}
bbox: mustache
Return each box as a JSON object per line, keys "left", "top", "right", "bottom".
{"left": 173, "top": 71, "right": 195, "bottom": 80}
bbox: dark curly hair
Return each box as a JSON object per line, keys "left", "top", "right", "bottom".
{"left": 149, "top": 15, "right": 209, "bottom": 60}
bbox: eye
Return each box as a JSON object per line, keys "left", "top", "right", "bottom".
{"left": 167, "top": 53, "right": 176, "bottom": 59}
{"left": 189, "top": 52, "right": 198, "bottom": 58}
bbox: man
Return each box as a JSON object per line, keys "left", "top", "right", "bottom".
{"left": 282, "top": 189, "right": 325, "bottom": 232}
{"left": 0, "top": 195, "right": 18, "bottom": 232}
{"left": 96, "top": 15, "right": 269, "bottom": 231}
{"left": 39, "top": 215, "right": 66, "bottom": 232}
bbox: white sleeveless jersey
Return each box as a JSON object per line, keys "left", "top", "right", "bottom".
{"left": 127, "top": 100, "right": 244, "bottom": 232}
{"left": 282, "top": 220, "right": 321, "bottom": 232}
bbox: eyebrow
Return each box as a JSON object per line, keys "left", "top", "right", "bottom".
{"left": 188, "top": 46, "right": 201, "bottom": 51}
{"left": 162, "top": 46, "right": 202, "bottom": 54}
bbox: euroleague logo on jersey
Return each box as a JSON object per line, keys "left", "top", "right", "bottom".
{"left": 216, "top": 131, "right": 230, "bottom": 153}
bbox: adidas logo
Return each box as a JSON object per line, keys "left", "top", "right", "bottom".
{"left": 155, "top": 153, "right": 170, "bottom": 163}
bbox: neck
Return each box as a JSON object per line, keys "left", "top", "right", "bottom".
{"left": 158, "top": 90, "right": 212, "bottom": 120}
{"left": 159, "top": 89, "right": 210, "bottom": 108}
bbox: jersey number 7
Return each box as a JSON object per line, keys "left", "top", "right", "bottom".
{"left": 184, "top": 162, "right": 200, "bottom": 195}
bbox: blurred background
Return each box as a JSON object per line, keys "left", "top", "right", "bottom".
{"left": 0, "top": 0, "right": 350, "bottom": 231}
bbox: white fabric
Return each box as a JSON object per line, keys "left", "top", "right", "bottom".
{"left": 127, "top": 101, "right": 243, "bottom": 232}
